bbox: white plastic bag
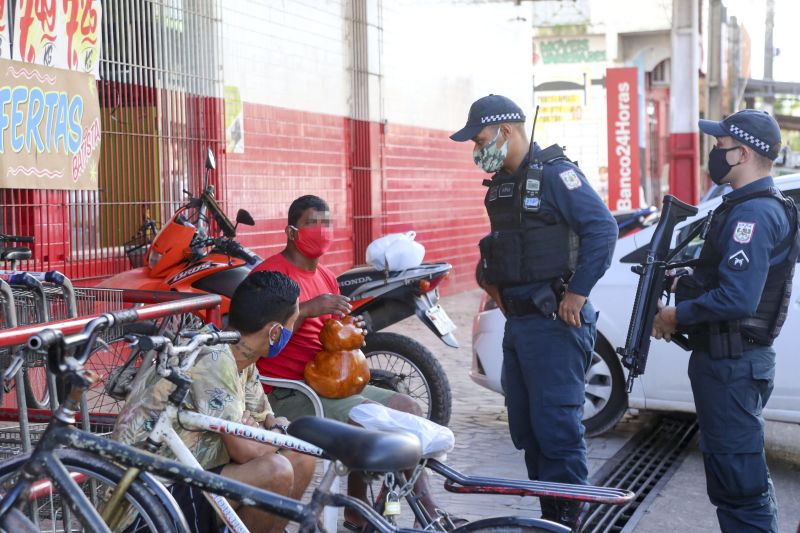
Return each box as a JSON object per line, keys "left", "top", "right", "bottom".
{"left": 365, "top": 231, "right": 425, "bottom": 271}
{"left": 349, "top": 403, "right": 454, "bottom": 459}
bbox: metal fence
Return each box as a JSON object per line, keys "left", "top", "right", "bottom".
{"left": 0, "top": 0, "right": 226, "bottom": 282}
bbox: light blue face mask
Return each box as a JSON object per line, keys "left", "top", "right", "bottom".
{"left": 473, "top": 127, "right": 509, "bottom": 173}
{"left": 268, "top": 323, "right": 292, "bottom": 358}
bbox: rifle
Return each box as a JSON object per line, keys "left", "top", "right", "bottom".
{"left": 616, "top": 195, "right": 699, "bottom": 393}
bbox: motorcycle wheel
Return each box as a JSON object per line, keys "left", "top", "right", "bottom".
{"left": 363, "top": 332, "right": 452, "bottom": 427}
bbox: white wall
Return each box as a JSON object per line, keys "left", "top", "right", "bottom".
{"left": 220, "top": 0, "right": 350, "bottom": 116}
{"left": 381, "top": 1, "right": 535, "bottom": 132}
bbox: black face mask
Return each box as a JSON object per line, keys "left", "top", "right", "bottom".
{"left": 708, "top": 146, "right": 742, "bottom": 185}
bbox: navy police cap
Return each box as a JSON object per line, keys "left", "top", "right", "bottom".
{"left": 699, "top": 109, "right": 782, "bottom": 160}
{"left": 450, "top": 94, "right": 526, "bottom": 142}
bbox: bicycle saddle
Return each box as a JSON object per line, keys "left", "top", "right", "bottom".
{"left": 288, "top": 416, "right": 421, "bottom": 472}
{"left": 0, "top": 247, "right": 32, "bottom": 262}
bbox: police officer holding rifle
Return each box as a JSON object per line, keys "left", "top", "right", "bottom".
{"left": 652, "top": 110, "right": 799, "bottom": 533}
{"left": 452, "top": 95, "right": 618, "bottom": 529}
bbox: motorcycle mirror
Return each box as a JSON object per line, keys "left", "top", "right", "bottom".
{"left": 235, "top": 209, "right": 256, "bottom": 227}
{"left": 205, "top": 148, "right": 216, "bottom": 170}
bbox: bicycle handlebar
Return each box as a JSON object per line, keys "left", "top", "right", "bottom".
{"left": 0, "top": 234, "right": 35, "bottom": 243}
{"left": 28, "top": 310, "right": 139, "bottom": 352}
{"left": 135, "top": 331, "right": 240, "bottom": 355}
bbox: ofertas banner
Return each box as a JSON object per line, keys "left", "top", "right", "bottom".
{"left": 605, "top": 67, "right": 640, "bottom": 211}
{"left": 0, "top": 1, "right": 9, "bottom": 59}
{"left": 0, "top": 57, "right": 101, "bottom": 190}
{"left": 13, "top": 0, "right": 102, "bottom": 78}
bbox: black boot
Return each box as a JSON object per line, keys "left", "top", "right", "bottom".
{"left": 555, "top": 500, "right": 589, "bottom": 532}
{"left": 539, "top": 496, "right": 558, "bottom": 521}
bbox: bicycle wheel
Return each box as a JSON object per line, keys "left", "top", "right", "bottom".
{"left": 0, "top": 508, "right": 39, "bottom": 533}
{"left": 84, "top": 335, "right": 142, "bottom": 416}
{"left": 23, "top": 364, "right": 50, "bottom": 410}
{"left": 0, "top": 449, "right": 182, "bottom": 532}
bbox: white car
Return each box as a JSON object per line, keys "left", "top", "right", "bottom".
{"left": 471, "top": 174, "right": 800, "bottom": 436}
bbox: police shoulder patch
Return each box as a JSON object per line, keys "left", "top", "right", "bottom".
{"left": 733, "top": 221, "right": 755, "bottom": 243}
{"left": 727, "top": 249, "right": 750, "bottom": 271}
{"left": 559, "top": 169, "right": 582, "bottom": 190}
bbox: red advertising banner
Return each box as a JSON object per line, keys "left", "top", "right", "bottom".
{"left": 605, "top": 67, "right": 640, "bottom": 211}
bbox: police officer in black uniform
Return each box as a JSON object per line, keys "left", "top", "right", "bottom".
{"left": 451, "top": 95, "right": 618, "bottom": 530}
{"left": 653, "top": 110, "right": 799, "bottom": 533}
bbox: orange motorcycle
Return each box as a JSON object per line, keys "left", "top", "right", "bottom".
{"left": 98, "top": 149, "right": 259, "bottom": 323}
{"left": 99, "top": 149, "right": 453, "bottom": 424}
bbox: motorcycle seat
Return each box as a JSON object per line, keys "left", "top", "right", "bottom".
{"left": 288, "top": 415, "right": 421, "bottom": 472}
{"left": 337, "top": 266, "right": 390, "bottom": 298}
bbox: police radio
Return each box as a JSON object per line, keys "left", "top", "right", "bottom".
{"left": 523, "top": 106, "right": 542, "bottom": 213}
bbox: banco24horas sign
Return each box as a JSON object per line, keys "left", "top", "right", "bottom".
{"left": 0, "top": 57, "right": 100, "bottom": 190}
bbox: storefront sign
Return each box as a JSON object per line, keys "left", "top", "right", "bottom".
{"left": 13, "top": 0, "right": 102, "bottom": 78}
{"left": 605, "top": 67, "right": 640, "bottom": 211}
{"left": 536, "top": 93, "right": 583, "bottom": 123}
{"left": 534, "top": 38, "right": 605, "bottom": 65}
{"left": 0, "top": 57, "right": 101, "bottom": 190}
{"left": 0, "top": 1, "right": 9, "bottom": 59}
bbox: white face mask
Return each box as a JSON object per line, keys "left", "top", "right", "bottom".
{"left": 472, "top": 127, "right": 509, "bottom": 173}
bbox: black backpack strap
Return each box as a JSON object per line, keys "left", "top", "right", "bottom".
{"left": 534, "top": 144, "right": 566, "bottom": 164}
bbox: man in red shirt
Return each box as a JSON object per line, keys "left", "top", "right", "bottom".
{"left": 251, "top": 195, "right": 440, "bottom": 527}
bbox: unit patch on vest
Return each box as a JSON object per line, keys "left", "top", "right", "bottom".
{"left": 488, "top": 186, "right": 499, "bottom": 201}
{"left": 728, "top": 249, "right": 750, "bottom": 271}
{"left": 498, "top": 183, "right": 515, "bottom": 198}
{"left": 559, "top": 169, "right": 582, "bottom": 190}
{"left": 733, "top": 221, "right": 755, "bottom": 243}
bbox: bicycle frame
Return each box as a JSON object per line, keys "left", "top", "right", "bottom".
{"left": 0, "top": 396, "right": 421, "bottom": 533}
{"left": 1, "top": 320, "right": 425, "bottom": 533}
{"left": 135, "top": 404, "right": 326, "bottom": 533}
{"left": 368, "top": 458, "right": 636, "bottom": 532}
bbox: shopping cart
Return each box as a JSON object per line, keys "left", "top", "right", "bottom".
{"left": 0, "top": 271, "right": 125, "bottom": 412}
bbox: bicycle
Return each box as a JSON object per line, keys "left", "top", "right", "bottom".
{"left": 0, "top": 311, "right": 437, "bottom": 533}
{"left": 346, "top": 404, "right": 636, "bottom": 533}
{"left": 120, "top": 332, "right": 594, "bottom": 533}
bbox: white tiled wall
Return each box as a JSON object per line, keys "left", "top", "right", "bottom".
{"left": 221, "top": 0, "right": 350, "bottom": 116}
{"left": 220, "top": 0, "right": 535, "bottom": 130}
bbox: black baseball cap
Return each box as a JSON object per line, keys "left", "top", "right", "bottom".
{"left": 450, "top": 94, "right": 526, "bottom": 142}
{"left": 699, "top": 109, "right": 782, "bottom": 160}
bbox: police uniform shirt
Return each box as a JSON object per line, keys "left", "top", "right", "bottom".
{"left": 502, "top": 144, "right": 618, "bottom": 299}
{"left": 675, "top": 176, "right": 793, "bottom": 326}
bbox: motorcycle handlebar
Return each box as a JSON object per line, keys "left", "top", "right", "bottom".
{"left": 201, "top": 191, "right": 236, "bottom": 238}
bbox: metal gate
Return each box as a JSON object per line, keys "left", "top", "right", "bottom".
{"left": 1, "top": 0, "right": 225, "bottom": 282}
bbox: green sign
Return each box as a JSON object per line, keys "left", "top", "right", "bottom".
{"left": 536, "top": 39, "right": 605, "bottom": 64}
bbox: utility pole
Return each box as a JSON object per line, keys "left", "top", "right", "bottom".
{"left": 669, "top": 0, "right": 700, "bottom": 204}
{"left": 764, "top": 0, "right": 775, "bottom": 112}
{"left": 707, "top": 0, "right": 723, "bottom": 120}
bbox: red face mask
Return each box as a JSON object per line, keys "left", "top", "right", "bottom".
{"left": 293, "top": 225, "right": 333, "bottom": 258}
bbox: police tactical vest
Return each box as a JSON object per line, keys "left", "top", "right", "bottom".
{"left": 478, "top": 144, "right": 579, "bottom": 286}
{"left": 676, "top": 186, "right": 800, "bottom": 345}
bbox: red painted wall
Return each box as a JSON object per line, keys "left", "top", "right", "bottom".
{"left": 224, "top": 103, "right": 488, "bottom": 293}
{"left": 224, "top": 104, "right": 355, "bottom": 274}
{"left": 382, "top": 123, "right": 488, "bottom": 293}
